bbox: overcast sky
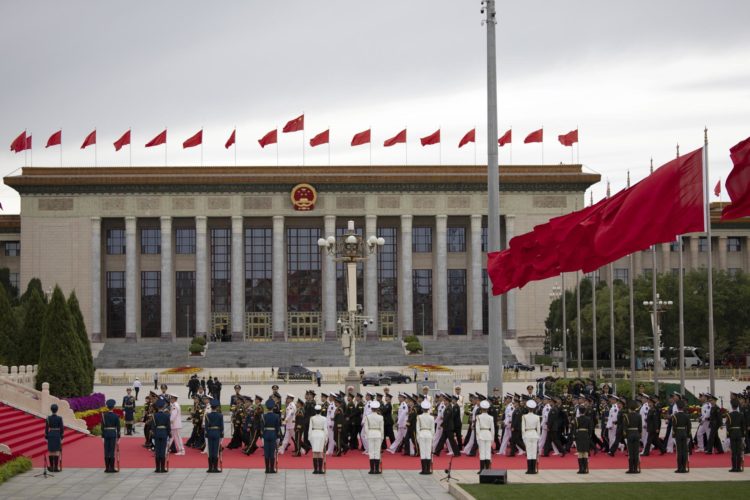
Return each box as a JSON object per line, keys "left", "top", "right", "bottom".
{"left": 1, "top": 0, "right": 749, "bottom": 214}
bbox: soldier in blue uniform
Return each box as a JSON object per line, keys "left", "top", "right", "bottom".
{"left": 727, "top": 396, "right": 746, "bottom": 472}
{"left": 152, "top": 399, "right": 171, "bottom": 473}
{"left": 45, "top": 404, "right": 64, "bottom": 472}
{"left": 206, "top": 399, "right": 224, "bottom": 473}
{"left": 672, "top": 399, "right": 691, "bottom": 473}
{"left": 262, "top": 398, "right": 282, "bottom": 473}
{"left": 102, "top": 399, "right": 120, "bottom": 473}
{"left": 624, "top": 400, "right": 642, "bottom": 474}
{"left": 122, "top": 388, "right": 136, "bottom": 435}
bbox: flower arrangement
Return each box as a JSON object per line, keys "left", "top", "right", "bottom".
{"left": 162, "top": 366, "right": 202, "bottom": 375}
{"left": 65, "top": 393, "right": 106, "bottom": 413}
{"left": 407, "top": 364, "right": 453, "bottom": 372}
{"left": 74, "top": 407, "right": 124, "bottom": 431}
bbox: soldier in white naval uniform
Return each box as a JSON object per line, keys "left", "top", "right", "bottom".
{"left": 417, "top": 400, "right": 435, "bottom": 474}
{"left": 476, "top": 400, "right": 495, "bottom": 473}
{"left": 387, "top": 393, "right": 409, "bottom": 454}
{"left": 365, "top": 401, "right": 385, "bottom": 474}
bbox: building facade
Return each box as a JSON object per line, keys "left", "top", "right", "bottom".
{"left": 3, "top": 164, "right": 602, "bottom": 357}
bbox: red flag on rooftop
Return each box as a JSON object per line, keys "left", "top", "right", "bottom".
{"left": 351, "top": 129, "right": 371, "bottom": 147}
{"left": 498, "top": 129, "right": 512, "bottom": 147}
{"left": 420, "top": 129, "right": 440, "bottom": 146}
{"left": 721, "top": 136, "right": 750, "bottom": 220}
{"left": 225, "top": 129, "right": 236, "bottom": 149}
{"left": 310, "top": 129, "right": 329, "bottom": 147}
{"left": 183, "top": 130, "right": 202, "bottom": 149}
{"left": 25, "top": 135, "right": 32, "bottom": 150}
{"left": 114, "top": 130, "right": 131, "bottom": 151}
{"left": 384, "top": 129, "right": 406, "bottom": 147}
{"left": 81, "top": 130, "right": 96, "bottom": 149}
{"left": 46, "top": 130, "right": 62, "bottom": 148}
{"left": 524, "top": 128, "right": 543, "bottom": 143}
{"left": 558, "top": 129, "right": 578, "bottom": 146}
{"left": 10, "top": 131, "right": 26, "bottom": 153}
{"left": 283, "top": 114, "right": 304, "bottom": 133}
{"left": 714, "top": 179, "right": 721, "bottom": 197}
{"left": 458, "top": 129, "right": 475, "bottom": 148}
{"left": 145, "top": 130, "right": 167, "bottom": 147}
{"left": 258, "top": 129, "right": 278, "bottom": 148}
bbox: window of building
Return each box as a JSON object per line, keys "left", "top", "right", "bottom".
{"left": 336, "top": 227, "right": 363, "bottom": 312}
{"left": 643, "top": 268, "right": 653, "bottom": 279}
{"left": 287, "top": 227, "right": 321, "bottom": 312}
{"left": 728, "top": 237, "right": 742, "bottom": 252}
{"left": 175, "top": 228, "right": 196, "bottom": 254}
{"left": 377, "top": 227, "right": 398, "bottom": 313}
{"left": 210, "top": 228, "right": 231, "bottom": 313}
{"left": 106, "top": 229, "right": 126, "bottom": 255}
{"left": 448, "top": 269, "right": 467, "bottom": 335}
{"left": 728, "top": 268, "right": 741, "bottom": 277}
{"left": 587, "top": 270, "right": 600, "bottom": 284}
{"left": 245, "top": 228, "right": 273, "bottom": 313}
{"left": 614, "top": 268, "right": 629, "bottom": 282}
{"left": 141, "top": 271, "right": 161, "bottom": 338}
{"left": 481, "top": 227, "right": 487, "bottom": 252}
{"left": 670, "top": 239, "right": 683, "bottom": 252}
{"left": 105, "top": 271, "right": 125, "bottom": 338}
{"left": 140, "top": 228, "right": 161, "bottom": 254}
{"left": 175, "top": 271, "right": 195, "bottom": 338}
{"left": 413, "top": 269, "right": 432, "bottom": 336}
{"left": 447, "top": 227, "right": 466, "bottom": 253}
{"left": 698, "top": 237, "right": 708, "bottom": 252}
{"left": 4, "top": 241, "right": 20, "bottom": 256}
{"left": 9, "top": 272, "right": 19, "bottom": 291}
{"left": 412, "top": 227, "right": 432, "bottom": 253}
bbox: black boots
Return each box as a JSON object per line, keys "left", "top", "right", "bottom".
{"left": 525, "top": 459, "right": 537, "bottom": 474}
{"left": 154, "top": 457, "right": 167, "bottom": 473}
{"left": 368, "top": 459, "right": 375, "bottom": 474}
{"left": 367, "top": 459, "right": 382, "bottom": 474}
{"left": 48, "top": 456, "right": 60, "bottom": 473}
{"left": 577, "top": 458, "right": 589, "bottom": 474}
{"left": 312, "top": 457, "right": 325, "bottom": 474}
{"left": 419, "top": 459, "right": 432, "bottom": 475}
{"left": 207, "top": 457, "right": 221, "bottom": 473}
{"left": 478, "top": 459, "right": 491, "bottom": 474}
{"left": 375, "top": 459, "right": 381, "bottom": 474}
{"left": 264, "top": 458, "right": 271, "bottom": 473}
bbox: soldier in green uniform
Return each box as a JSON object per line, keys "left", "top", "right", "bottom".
{"left": 672, "top": 399, "right": 691, "bottom": 473}
{"left": 624, "top": 400, "right": 642, "bottom": 473}
{"left": 727, "top": 396, "right": 746, "bottom": 472}
{"left": 244, "top": 395, "right": 264, "bottom": 455}
{"left": 333, "top": 396, "right": 347, "bottom": 455}
{"left": 294, "top": 398, "right": 310, "bottom": 456}
{"left": 122, "top": 388, "right": 136, "bottom": 436}
{"left": 227, "top": 389, "right": 246, "bottom": 449}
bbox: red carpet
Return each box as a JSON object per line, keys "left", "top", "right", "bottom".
{"left": 30, "top": 435, "right": 734, "bottom": 470}
{"left": 0, "top": 403, "right": 87, "bottom": 459}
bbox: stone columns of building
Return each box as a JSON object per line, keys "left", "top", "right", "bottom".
{"left": 195, "top": 216, "right": 208, "bottom": 338}
{"left": 365, "top": 214, "right": 378, "bottom": 341}
{"left": 322, "top": 215, "right": 336, "bottom": 341}
{"left": 125, "top": 216, "right": 137, "bottom": 342}
{"left": 689, "top": 236, "right": 699, "bottom": 269}
{"left": 435, "top": 214, "right": 448, "bottom": 339}
{"left": 399, "top": 215, "right": 413, "bottom": 338}
{"left": 718, "top": 236, "right": 728, "bottom": 270}
{"left": 469, "top": 215, "right": 483, "bottom": 339}
{"left": 661, "top": 242, "right": 671, "bottom": 274}
{"left": 272, "top": 216, "right": 286, "bottom": 341}
{"left": 231, "top": 216, "right": 245, "bottom": 342}
{"left": 90, "top": 217, "right": 102, "bottom": 342}
{"left": 504, "top": 215, "right": 517, "bottom": 338}
{"left": 160, "top": 216, "right": 173, "bottom": 342}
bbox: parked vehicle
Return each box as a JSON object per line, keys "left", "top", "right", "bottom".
{"left": 277, "top": 365, "right": 314, "bottom": 380}
{"left": 380, "top": 371, "right": 412, "bottom": 384}
{"left": 504, "top": 362, "right": 535, "bottom": 372}
{"left": 361, "top": 371, "right": 412, "bottom": 386}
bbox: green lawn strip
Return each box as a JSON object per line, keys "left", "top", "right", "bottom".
{"left": 460, "top": 481, "right": 750, "bottom": 500}
{"left": 0, "top": 456, "right": 33, "bottom": 484}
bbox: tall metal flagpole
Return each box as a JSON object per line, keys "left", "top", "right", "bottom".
{"left": 302, "top": 111, "right": 305, "bottom": 167}
{"left": 627, "top": 171, "right": 636, "bottom": 398}
{"left": 60, "top": 128, "right": 63, "bottom": 167}
{"left": 562, "top": 273, "right": 567, "bottom": 373}
{"left": 576, "top": 271, "right": 582, "bottom": 378}
{"left": 201, "top": 127, "right": 204, "bottom": 167}
{"left": 676, "top": 146, "right": 685, "bottom": 395}
{"left": 129, "top": 128, "right": 132, "bottom": 167}
{"left": 484, "top": 0, "right": 503, "bottom": 395}
{"left": 234, "top": 127, "right": 237, "bottom": 167}
{"left": 704, "top": 128, "right": 715, "bottom": 394}
{"left": 94, "top": 128, "right": 98, "bottom": 167}
{"left": 591, "top": 191, "right": 598, "bottom": 379}
{"left": 650, "top": 160, "right": 660, "bottom": 396}
{"left": 606, "top": 181, "right": 615, "bottom": 389}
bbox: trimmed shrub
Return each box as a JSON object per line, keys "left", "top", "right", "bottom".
{"left": 189, "top": 343, "right": 204, "bottom": 354}
{"left": 193, "top": 336, "right": 207, "bottom": 346}
{"left": 406, "top": 340, "right": 422, "bottom": 353}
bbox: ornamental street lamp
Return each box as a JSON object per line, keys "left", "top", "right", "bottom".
{"left": 643, "top": 293, "right": 672, "bottom": 395}
{"left": 319, "top": 220, "right": 384, "bottom": 391}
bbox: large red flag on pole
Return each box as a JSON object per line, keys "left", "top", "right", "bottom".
{"left": 182, "top": 130, "right": 203, "bottom": 149}
{"left": 46, "top": 130, "right": 62, "bottom": 148}
{"left": 420, "top": 129, "right": 440, "bottom": 146}
{"left": 310, "top": 129, "right": 329, "bottom": 147}
{"left": 9, "top": 131, "right": 26, "bottom": 153}
{"left": 458, "top": 129, "right": 475, "bottom": 148}
{"left": 351, "top": 129, "right": 371, "bottom": 146}
{"left": 145, "top": 130, "right": 167, "bottom": 147}
{"left": 113, "top": 130, "right": 131, "bottom": 151}
{"left": 721, "top": 136, "right": 750, "bottom": 220}
{"left": 81, "top": 130, "right": 96, "bottom": 149}
{"left": 282, "top": 114, "right": 304, "bottom": 133}
{"left": 225, "top": 129, "right": 236, "bottom": 149}
{"left": 498, "top": 129, "right": 512, "bottom": 146}
{"left": 258, "top": 129, "right": 278, "bottom": 148}
{"left": 524, "top": 128, "right": 543, "bottom": 143}
{"left": 558, "top": 129, "right": 578, "bottom": 146}
{"left": 384, "top": 129, "right": 406, "bottom": 147}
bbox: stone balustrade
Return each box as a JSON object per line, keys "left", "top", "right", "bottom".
{"left": 0, "top": 364, "right": 37, "bottom": 387}
{"left": 0, "top": 379, "right": 89, "bottom": 434}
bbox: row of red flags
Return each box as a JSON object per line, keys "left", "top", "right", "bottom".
{"left": 8, "top": 116, "right": 579, "bottom": 154}
{"left": 487, "top": 136, "right": 750, "bottom": 296}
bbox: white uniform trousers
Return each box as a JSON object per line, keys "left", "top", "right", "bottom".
{"left": 462, "top": 430, "right": 476, "bottom": 454}
{"left": 388, "top": 427, "right": 407, "bottom": 453}
{"left": 368, "top": 438, "right": 382, "bottom": 460}
{"left": 279, "top": 425, "right": 295, "bottom": 454}
{"left": 524, "top": 437, "right": 539, "bottom": 460}
{"left": 537, "top": 428, "right": 548, "bottom": 453}
{"left": 477, "top": 438, "right": 492, "bottom": 461}
{"left": 607, "top": 427, "right": 618, "bottom": 451}
{"left": 361, "top": 426, "right": 369, "bottom": 452}
{"left": 432, "top": 427, "right": 443, "bottom": 452}
{"left": 419, "top": 435, "right": 433, "bottom": 459}
{"left": 498, "top": 424, "right": 512, "bottom": 455}
{"left": 696, "top": 421, "right": 709, "bottom": 451}
{"left": 326, "top": 423, "right": 336, "bottom": 455}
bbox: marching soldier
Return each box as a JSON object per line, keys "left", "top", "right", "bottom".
{"left": 365, "top": 401, "right": 385, "bottom": 474}
{"left": 262, "top": 399, "right": 282, "bottom": 474}
{"left": 672, "top": 398, "right": 691, "bottom": 473}
{"left": 387, "top": 393, "right": 408, "bottom": 454}
{"left": 462, "top": 394, "right": 478, "bottom": 456}
{"left": 327, "top": 393, "right": 337, "bottom": 455}
{"left": 706, "top": 394, "right": 724, "bottom": 454}
{"left": 294, "top": 398, "right": 310, "bottom": 456}
{"left": 205, "top": 399, "right": 224, "bottom": 473}
{"left": 309, "top": 404, "right": 328, "bottom": 474}
{"left": 405, "top": 395, "right": 418, "bottom": 456}
{"left": 102, "top": 399, "right": 120, "bottom": 473}
{"left": 44, "top": 404, "right": 63, "bottom": 472}
{"left": 351, "top": 393, "right": 364, "bottom": 451}
{"left": 624, "top": 400, "right": 642, "bottom": 474}
{"left": 643, "top": 395, "right": 666, "bottom": 455}
{"left": 497, "top": 394, "right": 514, "bottom": 455}
{"left": 227, "top": 389, "right": 247, "bottom": 449}
{"left": 381, "top": 393, "right": 395, "bottom": 450}
{"left": 244, "top": 395, "right": 264, "bottom": 455}
{"left": 522, "top": 400, "right": 541, "bottom": 474}
{"left": 169, "top": 394, "right": 185, "bottom": 456}
{"left": 417, "top": 400, "right": 435, "bottom": 474}
{"left": 543, "top": 396, "right": 564, "bottom": 457}
{"left": 574, "top": 402, "right": 593, "bottom": 474}
{"left": 333, "top": 396, "right": 346, "bottom": 455}
{"left": 727, "top": 397, "right": 746, "bottom": 472}
{"left": 303, "top": 390, "right": 316, "bottom": 452}
{"left": 141, "top": 392, "right": 155, "bottom": 449}
{"left": 476, "top": 400, "right": 495, "bottom": 473}
{"left": 122, "top": 388, "right": 135, "bottom": 436}
{"left": 153, "top": 399, "right": 171, "bottom": 473}
{"left": 696, "top": 393, "right": 710, "bottom": 451}
{"left": 279, "top": 394, "right": 296, "bottom": 454}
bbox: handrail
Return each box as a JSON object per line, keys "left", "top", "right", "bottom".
{"left": 0, "top": 379, "right": 90, "bottom": 435}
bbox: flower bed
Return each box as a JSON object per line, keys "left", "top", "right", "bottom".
{"left": 407, "top": 364, "right": 453, "bottom": 372}
{"left": 65, "top": 393, "right": 106, "bottom": 413}
{"left": 74, "top": 407, "right": 124, "bottom": 431}
{"left": 0, "top": 454, "right": 32, "bottom": 485}
{"left": 162, "top": 366, "right": 202, "bottom": 375}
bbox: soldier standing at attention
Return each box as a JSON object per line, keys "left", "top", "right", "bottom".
{"left": 727, "top": 397, "right": 746, "bottom": 472}
{"left": 122, "top": 388, "right": 135, "bottom": 436}
{"left": 365, "top": 400, "right": 385, "bottom": 474}
{"left": 476, "top": 400, "right": 495, "bottom": 473}
{"left": 102, "top": 399, "right": 120, "bottom": 473}
{"left": 625, "top": 400, "right": 642, "bottom": 474}
{"left": 153, "top": 399, "right": 171, "bottom": 473}
{"left": 672, "top": 399, "right": 691, "bottom": 473}
{"left": 574, "top": 402, "right": 593, "bottom": 474}
{"left": 262, "top": 399, "right": 282, "bottom": 473}
{"left": 309, "top": 404, "right": 328, "bottom": 474}
{"left": 417, "top": 400, "right": 435, "bottom": 474}
{"left": 205, "top": 399, "right": 224, "bottom": 473}
{"left": 45, "top": 404, "right": 63, "bottom": 472}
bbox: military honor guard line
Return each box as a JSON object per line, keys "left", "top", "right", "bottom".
{"left": 43, "top": 382, "right": 749, "bottom": 475}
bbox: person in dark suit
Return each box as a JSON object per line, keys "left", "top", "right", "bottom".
{"left": 102, "top": 399, "right": 120, "bottom": 473}
{"left": 262, "top": 399, "right": 282, "bottom": 473}
{"left": 624, "top": 400, "right": 642, "bottom": 473}
{"left": 205, "top": 399, "right": 224, "bottom": 473}
{"left": 45, "top": 404, "right": 64, "bottom": 472}
{"left": 727, "top": 397, "right": 746, "bottom": 472}
{"left": 152, "top": 399, "right": 171, "bottom": 473}
{"left": 672, "top": 399, "right": 691, "bottom": 473}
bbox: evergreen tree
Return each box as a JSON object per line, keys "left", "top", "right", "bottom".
{"left": 67, "top": 290, "right": 94, "bottom": 394}
{"left": 0, "top": 286, "right": 19, "bottom": 365}
{"left": 21, "top": 278, "right": 46, "bottom": 304}
{"left": 36, "top": 286, "right": 88, "bottom": 397}
{"left": 0, "top": 267, "right": 19, "bottom": 302}
{"left": 16, "top": 288, "right": 45, "bottom": 366}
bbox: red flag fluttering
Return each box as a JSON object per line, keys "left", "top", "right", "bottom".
{"left": 46, "top": 130, "right": 62, "bottom": 148}
{"left": 183, "top": 130, "right": 203, "bottom": 149}
{"left": 10, "top": 131, "right": 27, "bottom": 153}
{"left": 524, "top": 128, "right": 543, "bottom": 143}
{"left": 384, "top": 129, "right": 406, "bottom": 147}
{"left": 714, "top": 179, "right": 721, "bottom": 197}
{"left": 145, "top": 130, "right": 167, "bottom": 147}
{"left": 258, "top": 129, "right": 278, "bottom": 148}
{"left": 283, "top": 114, "right": 304, "bottom": 133}
{"left": 458, "top": 129, "right": 475, "bottom": 148}
{"left": 558, "top": 129, "right": 578, "bottom": 146}
{"left": 114, "top": 130, "right": 131, "bottom": 151}
{"left": 721, "top": 136, "right": 750, "bottom": 220}
{"left": 498, "top": 129, "right": 512, "bottom": 147}
{"left": 420, "top": 129, "right": 440, "bottom": 146}
{"left": 351, "top": 129, "right": 371, "bottom": 147}
{"left": 487, "top": 148, "right": 705, "bottom": 295}
{"left": 81, "top": 130, "right": 96, "bottom": 149}
{"left": 225, "top": 129, "right": 236, "bottom": 149}
{"left": 310, "top": 129, "right": 329, "bottom": 147}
